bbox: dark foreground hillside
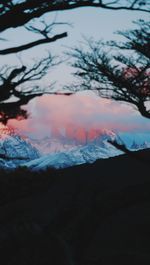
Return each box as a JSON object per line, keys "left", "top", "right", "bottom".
{"left": 0, "top": 149, "right": 150, "bottom": 265}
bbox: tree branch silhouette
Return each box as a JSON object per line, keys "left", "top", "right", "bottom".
{"left": 0, "top": 1, "right": 149, "bottom": 123}
{"left": 108, "top": 139, "right": 150, "bottom": 165}
{"left": 0, "top": 1, "right": 149, "bottom": 33}
{"left": 70, "top": 20, "right": 150, "bottom": 119}
{"left": 0, "top": 53, "right": 58, "bottom": 123}
{"left": 0, "top": 32, "right": 67, "bottom": 55}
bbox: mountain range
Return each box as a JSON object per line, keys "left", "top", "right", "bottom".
{"left": 0, "top": 128, "right": 39, "bottom": 169}
{"left": 0, "top": 126, "right": 150, "bottom": 170}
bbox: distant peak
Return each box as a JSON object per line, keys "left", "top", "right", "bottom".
{"left": 0, "top": 125, "right": 16, "bottom": 138}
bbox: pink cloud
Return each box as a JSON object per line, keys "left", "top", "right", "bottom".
{"left": 8, "top": 91, "right": 150, "bottom": 139}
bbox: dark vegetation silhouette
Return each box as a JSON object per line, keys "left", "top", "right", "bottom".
{"left": 70, "top": 19, "right": 150, "bottom": 155}
{"left": 71, "top": 19, "right": 150, "bottom": 119}
{"left": 0, "top": 149, "right": 150, "bottom": 264}
{"left": 0, "top": 0, "right": 149, "bottom": 123}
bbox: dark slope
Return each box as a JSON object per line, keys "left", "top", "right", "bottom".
{"left": 0, "top": 149, "right": 150, "bottom": 265}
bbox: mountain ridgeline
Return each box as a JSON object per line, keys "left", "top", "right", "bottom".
{"left": 0, "top": 127, "right": 150, "bottom": 169}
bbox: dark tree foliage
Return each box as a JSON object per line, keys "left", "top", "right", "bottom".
{"left": 0, "top": 0, "right": 149, "bottom": 33}
{"left": 0, "top": 0, "right": 149, "bottom": 123}
{"left": 71, "top": 20, "right": 150, "bottom": 119}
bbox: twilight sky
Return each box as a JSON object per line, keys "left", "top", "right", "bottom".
{"left": 1, "top": 7, "right": 150, "bottom": 139}
{"left": 1, "top": 7, "right": 149, "bottom": 88}
{"left": 8, "top": 92, "right": 150, "bottom": 139}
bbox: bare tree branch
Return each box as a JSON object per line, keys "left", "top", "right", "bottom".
{"left": 0, "top": 1, "right": 149, "bottom": 123}
{"left": 0, "top": 1, "right": 149, "bottom": 33}
{"left": 70, "top": 20, "right": 150, "bottom": 119}
{"left": 0, "top": 18, "right": 71, "bottom": 55}
{"left": 0, "top": 32, "right": 67, "bottom": 55}
{"left": 108, "top": 139, "right": 150, "bottom": 165}
{"left": 0, "top": 53, "right": 56, "bottom": 101}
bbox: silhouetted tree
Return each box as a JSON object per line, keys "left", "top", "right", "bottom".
{"left": 0, "top": 1, "right": 149, "bottom": 123}
{"left": 0, "top": 0, "right": 149, "bottom": 33}
{"left": 71, "top": 19, "right": 150, "bottom": 119}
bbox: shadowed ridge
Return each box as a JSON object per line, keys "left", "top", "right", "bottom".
{"left": 0, "top": 149, "right": 150, "bottom": 264}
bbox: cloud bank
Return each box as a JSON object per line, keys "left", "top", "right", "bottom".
{"left": 8, "top": 91, "right": 150, "bottom": 139}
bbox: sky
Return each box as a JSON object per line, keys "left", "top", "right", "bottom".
{"left": 1, "top": 7, "right": 149, "bottom": 88}
{"left": 8, "top": 92, "right": 150, "bottom": 140}
{"left": 1, "top": 7, "right": 150, "bottom": 139}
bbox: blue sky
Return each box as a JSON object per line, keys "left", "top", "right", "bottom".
{"left": 1, "top": 7, "right": 149, "bottom": 88}
{"left": 1, "top": 7, "right": 150, "bottom": 136}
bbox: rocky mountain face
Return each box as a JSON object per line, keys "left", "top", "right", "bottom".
{"left": 29, "top": 137, "right": 79, "bottom": 155}
{"left": 0, "top": 127, "right": 39, "bottom": 169}
{"left": 25, "top": 130, "right": 150, "bottom": 170}
{"left": 0, "top": 126, "right": 150, "bottom": 170}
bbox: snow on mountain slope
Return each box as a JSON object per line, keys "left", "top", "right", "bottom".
{"left": 0, "top": 131, "right": 40, "bottom": 169}
{"left": 0, "top": 126, "right": 150, "bottom": 170}
{"left": 24, "top": 139, "right": 123, "bottom": 170}
{"left": 29, "top": 129, "right": 116, "bottom": 155}
{"left": 118, "top": 132, "right": 150, "bottom": 150}
{"left": 29, "top": 137, "right": 80, "bottom": 155}
{"left": 24, "top": 130, "right": 150, "bottom": 170}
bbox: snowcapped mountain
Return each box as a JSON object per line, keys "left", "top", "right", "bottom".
{"left": 28, "top": 129, "right": 116, "bottom": 154}
{"left": 29, "top": 136, "right": 81, "bottom": 155}
{"left": 117, "top": 132, "right": 150, "bottom": 150}
{"left": 0, "top": 126, "right": 150, "bottom": 170}
{"left": 0, "top": 128, "right": 40, "bottom": 169}
{"left": 25, "top": 138, "right": 123, "bottom": 170}
{"left": 24, "top": 130, "right": 150, "bottom": 170}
